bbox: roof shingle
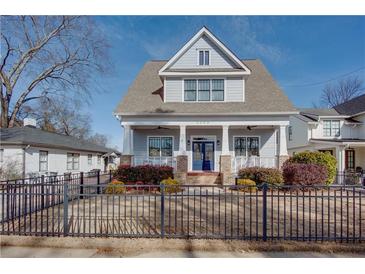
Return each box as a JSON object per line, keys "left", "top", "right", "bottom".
{"left": 114, "top": 60, "right": 297, "bottom": 115}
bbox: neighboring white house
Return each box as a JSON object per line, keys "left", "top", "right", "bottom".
{"left": 0, "top": 121, "right": 120, "bottom": 179}
{"left": 288, "top": 94, "right": 365, "bottom": 174}
{"left": 113, "top": 27, "right": 298, "bottom": 184}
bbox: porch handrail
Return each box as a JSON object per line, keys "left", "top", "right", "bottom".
{"left": 132, "top": 156, "right": 177, "bottom": 169}
{"left": 232, "top": 156, "right": 277, "bottom": 173}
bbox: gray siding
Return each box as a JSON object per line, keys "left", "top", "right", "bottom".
{"left": 229, "top": 128, "right": 277, "bottom": 157}
{"left": 133, "top": 129, "right": 180, "bottom": 157}
{"left": 170, "top": 35, "right": 237, "bottom": 69}
{"left": 226, "top": 77, "right": 244, "bottom": 102}
{"left": 165, "top": 77, "right": 182, "bottom": 102}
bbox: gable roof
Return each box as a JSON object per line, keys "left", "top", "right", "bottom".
{"left": 0, "top": 127, "right": 118, "bottom": 154}
{"left": 114, "top": 59, "right": 297, "bottom": 115}
{"left": 334, "top": 93, "right": 365, "bottom": 116}
{"left": 299, "top": 108, "right": 340, "bottom": 117}
{"left": 159, "top": 27, "right": 251, "bottom": 75}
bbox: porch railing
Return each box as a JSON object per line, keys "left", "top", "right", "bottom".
{"left": 132, "top": 156, "right": 177, "bottom": 169}
{"left": 232, "top": 156, "right": 277, "bottom": 173}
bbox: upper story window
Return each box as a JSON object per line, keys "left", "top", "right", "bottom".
{"left": 323, "top": 120, "right": 340, "bottom": 137}
{"left": 39, "top": 150, "right": 48, "bottom": 172}
{"left": 184, "top": 79, "right": 224, "bottom": 102}
{"left": 198, "top": 50, "right": 209, "bottom": 66}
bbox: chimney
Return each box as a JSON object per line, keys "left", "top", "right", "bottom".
{"left": 23, "top": 118, "right": 37, "bottom": 128}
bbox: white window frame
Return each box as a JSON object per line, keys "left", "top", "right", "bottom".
{"left": 323, "top": 120, "right": 341, "bottom": 137}
{"left": 97, "top": 155, "right": 101, "bottom": 165}
{"left": 233, "top": 136, "right": 261, "bottom": 157}
{"left": 0, "top": 149, "right": 3, "bottom": 163}
{"left": 147, "top": 136, "right": 174, "bottom": 157}
{"left": 87, "top": 154, "right": 92, "bottom": 166}
{"left": 39, "top": 150, "right": 48, "bottom": 172}
{"left": 197, "top": 49, "right": 210, "bottom": 66}
{"left": 288, "top": 126, "right": 293, "bottom": 141}
{"left": 183, "top": 78, "right": 225, "bottom": 102}
{"left": 67, "top": 153, "right": 80, "bottom": 170}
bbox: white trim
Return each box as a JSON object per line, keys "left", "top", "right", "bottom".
{"left": 232, "top": 135, "right": 261, "bottom": 157}
{"left": 124, "top": 121, "right": 290, "bottom": 126}
{"left": 189, "top": 135, "right": 217, "bottom": 172}
{"left": 115, "top": 111, "right": 299, "bottom": 117}
{"left": 159, "top": 71, "right": 248, "bottom": 76}
{"left": 147, "top": 136, "right": 175, "bottom": 157}
{"left": 158, "top": 27, "right": 251, "bottom": 75}
{"left": 163, "top": 77, "right": 166, "bottom": 102}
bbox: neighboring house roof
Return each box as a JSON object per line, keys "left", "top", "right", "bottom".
{"left": 299, "top": 108, "right": 340, "bottom": 117}
{"left": 310, "top": 138, "right": 365, "bottom": 145}
{"left": 115, "top": 59, "right": 297, "bottom": 115}
{"left": 293, "top": 114, "right": 317, "bottom": 123}
{"left": 334, "top": 93, "right": 365, "bottom": 116}
{"left": 0, "top": 127, "right": 118, "bottom": 154}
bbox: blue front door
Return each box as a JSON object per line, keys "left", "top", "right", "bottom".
{"left": 192, "top": 141, "right": 214, "bottom": 171}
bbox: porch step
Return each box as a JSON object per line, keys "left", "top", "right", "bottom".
{"left": 186, "top": 172, "right": 221, "bottom": 185}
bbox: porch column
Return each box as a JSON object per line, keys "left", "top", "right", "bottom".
{"left": 121, "top": 124, "right": 133, "bottom": 165}
{"left": 179, "top": 125, "right": 186, "bottom": 154}
{"left": 220, "top": 125, "right": 232, "bottom": 185}
{"left": 278, "top": 125, "right": 289, "bottom": 168}
{"left": 176, "top": 125, "right": 188, "bottom": 183}
{"left": 336, "top": 146, "right": 346, "bottom": 173}
{"left": 222, "top": 125, "right": 229, "bottom": 155}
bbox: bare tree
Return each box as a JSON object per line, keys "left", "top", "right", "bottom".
{"left": 0, "top": 16, "right": 110, "bottom": 128}
{"left": 87, "top": 133, "right": 110, "bottom": 147}
{"left": 320, "top": 76, "right": 364, "bottom": 107}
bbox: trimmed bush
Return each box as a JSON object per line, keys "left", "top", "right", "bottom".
{"left": 282, "top": 162, "right": 328, "bottom": 186}
{"left": 236, "top": 178, "right": 257, "bottom": 192}
{"left": 287, "top": 151, "right": 336, "bottom": 185}
{"left": 237, "top": 167, "right": 284, "bottom": 186}
{"left": 161, "top": 177, "right": 182, "bottom": 193}
{"left": 113, "top": 165, "right": 174, "bottom": 185}
{"left": 105, "top": 179, "right": 126, "bottom": 194}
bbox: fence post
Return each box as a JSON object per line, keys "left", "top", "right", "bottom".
{"left": 97, "top": 170, "right": 100, "bottom": 194}
{"left": 41, "top": 175, "right": 45, "bottom": 210}
{"left": 160, "top": 184, "right": 165, "bottom": 238}
{"left": 63, "top": 182, "right": 69, "bottom": 236}
{"left": 262, "top": 182, "right": 268, "bottom": 241}
{"left": 80, "top": 172, "right": 84, "bottom": 200}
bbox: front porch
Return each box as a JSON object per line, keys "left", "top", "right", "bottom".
{"left": 121, "top": 122, "right": 289, "bottom": 184}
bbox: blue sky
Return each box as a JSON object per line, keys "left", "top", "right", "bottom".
{"left": 87, "top": 16, "right": 365, "bottom": 150}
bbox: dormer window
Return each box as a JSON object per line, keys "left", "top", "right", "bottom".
{"left": 198, "top": 50, "right": 209, "bottom": 66}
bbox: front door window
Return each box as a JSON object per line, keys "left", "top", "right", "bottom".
{"left": 192, "top": 141, "right": 214, "bottom": 171}
{"left": 345, "top": 149, "right": 355, "bottom": 170}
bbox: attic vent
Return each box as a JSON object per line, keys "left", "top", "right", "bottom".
{"left": 23, "top": 118, "right": 37, "bottom": 128}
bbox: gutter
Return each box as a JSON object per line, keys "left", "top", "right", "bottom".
{"left": 113, "top": 111, "right": 299, "bottom": 117}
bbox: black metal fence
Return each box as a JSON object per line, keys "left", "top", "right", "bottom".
{"left": 1, "top": 174, "right": 364, "bottom": 241}
{"left": 335, "top": 172, "right": 365, "bottom": 186}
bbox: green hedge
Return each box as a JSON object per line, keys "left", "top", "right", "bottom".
{"left": 286, "top": 151, "right": 337, "bottom": 185}
{"left": 237, "top": 167, "right": 284, "bottom": 186}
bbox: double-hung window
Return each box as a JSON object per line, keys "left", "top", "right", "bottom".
{"left": 234, "top": 137, "right": 260, "bottom": 157}
{"left": 97, "top": 155, "right": 101, "bottom": 165}
{"left": 67, "top": 153, "right": 80, "bottom": 170}
{"left": 184, "top": 79, "right": 224, "bottom": 102}
{"left": 288, "top": 126, "right": 293, "bottom": 141}
{"left": 88, "top": 154, "right": 92, "bottom": 166}
{"left": 148, "top": 137, "right": 173, "bottom": 157}
{"left": 198, "top": 50, "right": 209, "bottom": 66}
{"left": 198, "top": 79, "right": 210, "bottom": 101}
{"left": 184, "top": 80, "right": 197, "bottom": 101}
{"left": 0, "top": 149, "right": 3, "bottom": 163}
{"left": 323, "top": 120, "right": 340, "bottom": 137}
{"left": 39, "top": 150, "right": 48, "bottom": 172}
{"left": 212, "top": 79, "right": 224, "bottom": 101}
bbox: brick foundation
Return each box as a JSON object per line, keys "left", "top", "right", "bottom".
{"left": 278, "top": 155, "right": 289, "bottom": 169}
{"left": 219, "top": 155, "right": 232, "bottom": 185}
